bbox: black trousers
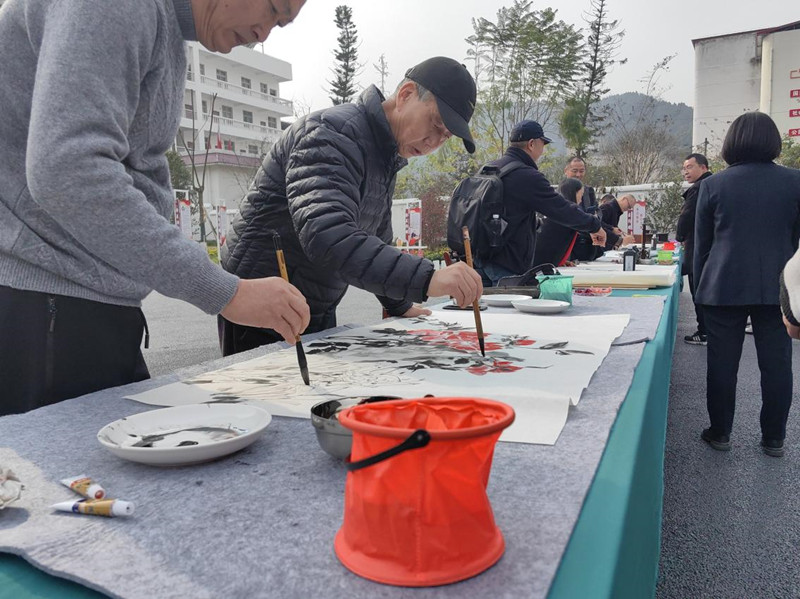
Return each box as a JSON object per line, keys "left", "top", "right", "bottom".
{"left": 0, "top": 286, "right": 149, "bottom": 416}
{"left": 703, "top": 304, "right": 792, "bottom": 440}
{"left": 686, "top": 272, "right": 706, "bottom": 335}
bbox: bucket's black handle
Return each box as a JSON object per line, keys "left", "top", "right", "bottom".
{"left": 346, "top": 429, "right": 431, "bottom": 472}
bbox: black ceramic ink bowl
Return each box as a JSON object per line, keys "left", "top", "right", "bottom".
{"left": 310, "top": 396, "right": 400, "bottom": 460}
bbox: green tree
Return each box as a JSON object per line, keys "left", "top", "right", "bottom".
{"left": 373, "top": 54, "right": 389, "bottom": 97}
{"left": 605, "top": 56, "right": 683, "bottom": 184}
{"left": 587, "top": 162, "right": 624, "bottom": 190}
{"left": 779, "top": 136, "right": 800, "bottom": 169}
{"left": 645, "top": 174, "right": 685, "bottom": 236}
{"left": 466, "top": 0, "right": 583, "bottom": 153}
{"left": 166, "top": 149, "right": 192, "bottom": 191}
{"left": 176, "top": 92, "right": 221, "bottom": 241}
{"left": 419, "top": 191, "right": 450, "bottom": 251}
{"left": 394, "top": 136, "right": 488, "bottom": 250}
{"left": 328, "top": 5, "right": 359, "bottom": 105}
{"left": 559, "top": 0, "right": 625, "bottom": 159}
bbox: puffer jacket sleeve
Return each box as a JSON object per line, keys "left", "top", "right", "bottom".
{"left": 285, "top": 124, "right": 434, "bottom": 303}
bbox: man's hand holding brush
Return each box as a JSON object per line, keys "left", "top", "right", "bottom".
{"left": 427, "top": 262, "right": 483, "bottom": 307}
{"left": 221, "top": 278, "right": 310, "bottom": 345}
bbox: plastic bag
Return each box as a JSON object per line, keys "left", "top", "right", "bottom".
{"left": 537, "top": 274, "right": 574, "bottom": 304}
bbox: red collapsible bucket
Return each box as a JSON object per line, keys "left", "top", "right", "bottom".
{"left": 334, "top": 397, "right": 515, "bottom": 587}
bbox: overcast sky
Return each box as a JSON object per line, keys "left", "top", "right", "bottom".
{"left": 259, "top": 0, "right": 798, "bottom": 114}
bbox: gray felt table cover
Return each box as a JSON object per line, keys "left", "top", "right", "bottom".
{"left": 0, "top": 296, "right": 666, "bottom": 599}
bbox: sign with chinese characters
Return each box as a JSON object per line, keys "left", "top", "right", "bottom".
{"left": 628, "top": 198, "right": 647, "bottom": 236}
{"left": 405, "top": 202, "right": 421, "bottom": 246}
{"left": 216, "top": 203, "right": 228, "bottom": 246}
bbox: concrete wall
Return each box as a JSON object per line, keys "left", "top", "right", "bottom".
{"left": 760, "top": 30, "right": 800, "bottom": 139}
{"left": 692, "top": 32, "right": 762, "bottom": 154}
{"left": 693, "top": 26, "right": 800, "bottom": 155}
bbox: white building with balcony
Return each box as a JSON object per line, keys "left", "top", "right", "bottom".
{"left": 692, "top": 20, "right": 800, "bottom": 156}
{"left": 178, "top": 42, "right": 294, "bottom": 210}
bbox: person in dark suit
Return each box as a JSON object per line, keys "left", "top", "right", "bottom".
{"left": 598, "top": 194, "right": 636, "bottom": 251}
{"left": 676, "top": 153, "right": 712, "bottom": 345}
{"left": 532, "top": 178, "right": 584, "bottom": 267}
{"left": 694, "top": 111, "right": 800, "bottom": 457}
{"left": 564, "top": 157, "right": 596, "bottom": 211}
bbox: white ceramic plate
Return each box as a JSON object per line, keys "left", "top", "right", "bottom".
{"left": 511, "top": 298, "right": 571, "bottom": 314}
{"left": 97, "top": 404, "right": 272, "bottom": 466}
{"left": 480, "top": 294, "right": 531, "bottom": 307}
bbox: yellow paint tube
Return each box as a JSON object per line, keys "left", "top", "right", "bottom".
{"left": 60, "top": 474, "right": 105, "bottom": 500}
{"left": 51, "top": 498, "right": 135, "bottom": 518}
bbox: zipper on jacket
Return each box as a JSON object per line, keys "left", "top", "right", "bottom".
{"left": 45, "top": 296, "right": 57, "bottom": 397}
{"left": 140, "top": 309, "right": 150, "bottom": 349}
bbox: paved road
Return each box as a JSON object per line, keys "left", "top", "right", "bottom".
{"left": 141, "top": 286, "right": 386, "bottom": 377}
{"left": 657, "top": 286, "right": 800, "bottom": 599}
{"left": 141, "top": 283, "right": 800, "bottom": 597}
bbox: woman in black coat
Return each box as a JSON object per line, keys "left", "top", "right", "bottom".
{"left": 533, "top": 178, "right": 583, "bottom": 267}
{"left": 694, "top": 112, "right": 800, "bottom": 457}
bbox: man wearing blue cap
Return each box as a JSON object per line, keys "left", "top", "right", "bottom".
{"left": 473, "top": 120, "right": 606, "bottom": 286}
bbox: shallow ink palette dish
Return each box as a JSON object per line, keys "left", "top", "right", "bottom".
{"left": 98, "top": 404, "right": 272, "bottom": 466}
{"left": 511, "top": 298, "right": 570, "bottom": 314}
{"left": 480, "top": 294, "right": 531, "bottom": 308}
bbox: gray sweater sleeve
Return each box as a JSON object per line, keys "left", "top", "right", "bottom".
{"left": 24, "top": 0, "right": 238, "bottom": 314}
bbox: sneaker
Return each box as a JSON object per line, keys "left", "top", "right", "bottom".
{"left": 684, "top": 331, "right": 707, "bottom": 345}
{"left": 760, "top": 438, "right": 784, "bottom": 457}
{"left": 701, "top": 428, "right": 731, "bottom": 451}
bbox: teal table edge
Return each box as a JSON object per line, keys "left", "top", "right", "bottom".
{"left": 1, "top": 281, "right": 681, "bottom": 599}
{"left": 547, "top": 282, "right": 680, "bottom": 598}
{"left": 0, "top": 553, "right": 105, "bottom": 599}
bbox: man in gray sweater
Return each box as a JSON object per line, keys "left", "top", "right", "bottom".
{"left": 0, "top": 0, "right": 309, "bottom": 416}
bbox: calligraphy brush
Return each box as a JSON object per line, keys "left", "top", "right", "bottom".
{"left": 273, "top": 234, "right": 310, "bottom": 385}
{"left": 461, "top": 226, "right": 486, "bottom": 357}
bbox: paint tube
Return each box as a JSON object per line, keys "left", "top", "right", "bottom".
{"left": 51, "top": 498, "right": 135, "bottom": 518}
{"left": 60, "top": 475, "right": 105, "bottom": 500}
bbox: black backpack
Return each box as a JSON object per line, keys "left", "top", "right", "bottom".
{"left": 447, "top": 161, "right": 525, "bottom": 260}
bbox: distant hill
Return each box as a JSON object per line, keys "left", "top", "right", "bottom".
{"left": 600, "top": 92, "right": 693, "bottom": 149}
{"left": 545, "top": 92, "right": 693, "bottom": 155}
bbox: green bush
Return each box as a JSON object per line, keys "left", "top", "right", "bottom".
{"left": 423, "top": 246, "right": 448, "bottom": 262}
{"left": 206, "top": 242, "right": 219, "bottom": 264}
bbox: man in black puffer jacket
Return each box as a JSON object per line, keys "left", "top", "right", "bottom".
{"left": 220, "top": 57, "right": 483, "bottom": 355}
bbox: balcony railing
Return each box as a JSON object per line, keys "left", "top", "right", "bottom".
{"left": 182, "top": 110, "right": 282, "bottom": 138}
{"left": 194, "top": 74, "right": 293, "bottom": 109}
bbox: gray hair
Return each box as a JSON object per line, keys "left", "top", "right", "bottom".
{"left": 394, "top": 78, "right": 433, "bottom": 102}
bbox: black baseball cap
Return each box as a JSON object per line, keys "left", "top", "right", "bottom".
{"left": 510, "top": 120, "right": 552, "bottom": 144}
{"left": 404, "top": 57, "right": 477, "bottom": 154}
